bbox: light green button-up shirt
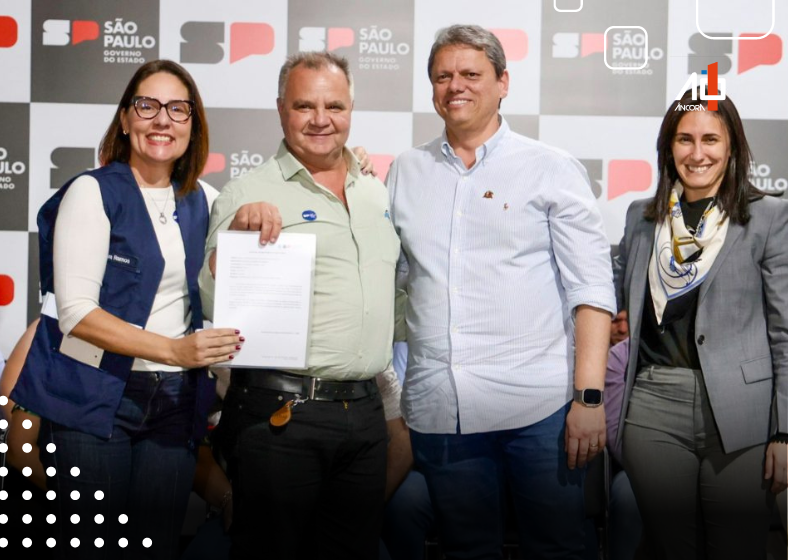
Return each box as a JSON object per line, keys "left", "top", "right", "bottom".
{"left": 199, "top": 142, "right": 400, "bottom": 380}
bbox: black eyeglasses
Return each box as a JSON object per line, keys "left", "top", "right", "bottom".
{"left": 131, "top": 96, "right": 194, "bottom": 123}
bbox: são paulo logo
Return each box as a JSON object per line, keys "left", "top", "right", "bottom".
{"left": 298, "top": 25, "right": 410, "bottom": 71}
{"left": 0, "top": 146, "right": 26, "bottom": 191}
{"left": 180, "top": 21, "right": 274, "bottom": 65}
{"left": 42, "top": 18, "right": 155, "bottom": 65}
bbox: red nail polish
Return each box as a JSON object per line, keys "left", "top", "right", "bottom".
{"left": 229, "top": 355, "right": 234, "bottom": 359}
{"left": 235, "top": 330, "right": 240, "bottom": 334}
{"left": 235, "top": 345, "right": 241, "bottom": 350}
{"left": 239, "top": 336, "right": 245, "bottom": 342}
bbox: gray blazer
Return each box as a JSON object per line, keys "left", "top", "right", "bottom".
{"left": 613, "top": 195, "right": 788, "bottom": 454}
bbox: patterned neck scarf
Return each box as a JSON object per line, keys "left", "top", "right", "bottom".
{"left": 648, "top": 185, "right": 729, "bottom": 324}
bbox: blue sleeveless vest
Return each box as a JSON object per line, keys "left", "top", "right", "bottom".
{"left": 11, "top": 161, "right": 215, "bottom": 441}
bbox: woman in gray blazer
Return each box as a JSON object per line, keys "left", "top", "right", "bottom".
{"left": 613, "top": 88, "right": 787, "bottom": 560}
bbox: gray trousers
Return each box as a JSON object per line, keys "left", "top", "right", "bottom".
{"left": 622, "top": 365, "right": 775, "bottom": 560}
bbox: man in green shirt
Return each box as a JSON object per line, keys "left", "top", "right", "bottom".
{"left": 199, "top": 52, "right": 399, "bottom": 560}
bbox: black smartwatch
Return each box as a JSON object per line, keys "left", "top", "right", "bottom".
{"left": 573, "top": 388, "right": 604, "bottom": 408}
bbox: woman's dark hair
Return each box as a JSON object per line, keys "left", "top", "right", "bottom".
{"left": 98, "top": 59, "right": 208, "bottom": 196}
{"left": 645, "top": 87, "right": 763, "bottom": 224}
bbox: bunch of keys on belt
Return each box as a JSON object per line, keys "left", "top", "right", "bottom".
{"left": 270, "top": 394, "right": 308, "bottom": 427}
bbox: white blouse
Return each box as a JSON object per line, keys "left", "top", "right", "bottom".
{"left": 53, "top": 175, "right": 219, "bottom": 372}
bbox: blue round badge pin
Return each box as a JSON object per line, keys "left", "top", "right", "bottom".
{"left": 302, "top": 210, "right": 317, "bottom": 221}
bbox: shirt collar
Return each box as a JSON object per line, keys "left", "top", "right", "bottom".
{"left": 276, "top": 140, "right": 361, "bottom": 183}
{"left": 439, "top": 116, "right": 509, "bottom": 167}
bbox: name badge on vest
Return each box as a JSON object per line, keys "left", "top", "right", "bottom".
{"left": 60, "top": 335, "right": 104, "bottom": 368}
{"left": 45, "top": 292, "right": 105, "bottom": 368}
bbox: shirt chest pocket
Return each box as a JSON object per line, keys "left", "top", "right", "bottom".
{"left": 355, "top": 220, "right": 400, "bottom": 267}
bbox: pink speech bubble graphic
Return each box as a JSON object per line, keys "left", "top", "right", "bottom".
{"left": 0, "top": 16, "right": 18, "bottom": 48}
{"left": 370, "top": 155, "right": 394, "bottom": 182}
{"left": 581, "top": 33, "right": 604, "bottom": 57}
{"left": 327, "top": 28, "right": 354, "bottom": 51}
{"left": 738, "top": 33, "right": 782, "bottom": 74}
{"left": 201, "top": 153, "right": 226, "bottom": 176}
{"left": 230, "top": 23, "right": 274, "bottom": 64}
{"left": 490, "top": 29, "right": 528, "bottom": 61}
{"left": 608, "top": 160, "right": 651, "bottom": 200}
{"left": 72, "top": 20, "right": 99, "bottom": 45}
{"left": 0, "top": 274, "right": 14, "bottom": 306}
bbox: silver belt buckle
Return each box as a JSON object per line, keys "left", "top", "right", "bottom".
{"left": 307, "top": 377, "right": 318, "bottom": 400}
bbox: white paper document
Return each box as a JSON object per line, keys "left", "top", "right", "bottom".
{"left": 213, "top": 231, "right": 316, "bottom": 369}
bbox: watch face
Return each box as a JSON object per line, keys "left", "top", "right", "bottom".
{"left": 583, "top": 389, "right": 603, "bottom": 405}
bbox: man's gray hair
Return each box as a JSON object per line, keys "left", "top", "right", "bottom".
{"left": 427, "top": 24, "right": 506, "bottom": 79}
{"left": 277, "top": 51, "right": 354, "bottom": 100}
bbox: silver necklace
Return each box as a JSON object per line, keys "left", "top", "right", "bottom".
{"left": 142, "top": 187, "right": 171, "bottom": 224}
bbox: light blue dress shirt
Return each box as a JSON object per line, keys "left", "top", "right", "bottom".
{"left": 387, "top": 119, "right": 616, "bottom": 434}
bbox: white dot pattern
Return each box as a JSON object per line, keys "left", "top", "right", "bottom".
{"left": 0, "top": 464, "right": 155, "bottom": 550}
{"left": 21, "top": 419, "right": 32, "bottom": 429}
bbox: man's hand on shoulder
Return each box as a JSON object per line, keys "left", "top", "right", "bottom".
{"left": 230, "top": 202, "right": 283, "bottom": 245}
{"left": 352, "top": 146, "right": 377, "bottom": 177}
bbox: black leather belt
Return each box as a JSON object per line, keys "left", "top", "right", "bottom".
{"left": 231, "top": 369, "right": 378, "bottom": 401}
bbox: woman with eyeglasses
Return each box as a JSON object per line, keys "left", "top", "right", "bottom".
{"left": 11, "top": 59, "right": 242, "bottom": 560}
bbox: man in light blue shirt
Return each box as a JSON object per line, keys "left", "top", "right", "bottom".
{"left": 386, "top": 24, "right": 616, "bottom": 559}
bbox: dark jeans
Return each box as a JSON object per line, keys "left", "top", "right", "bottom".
{"left": 410, "top": 401, "right": 586, "bottom": 560}
{"left": 217, "top": 383, "right": 387, "bottom": 560}
{"left": 0, "top": 466, "right": 56, "bottom": 556}
{"left": 39, "top": 370, "right": 199, "bottom": 560}
{"left": 380, "top": 469, "right": 435, "bottom": 560}
{"left": 608, "top": 469, "right": 643, "bottom": 560}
